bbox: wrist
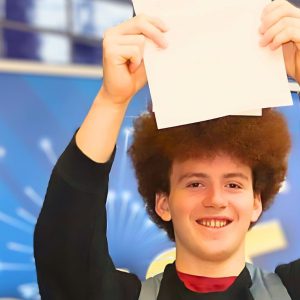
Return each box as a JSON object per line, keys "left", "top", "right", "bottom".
{"left": 97, "top": 88, "right": 131, "bottom": 109}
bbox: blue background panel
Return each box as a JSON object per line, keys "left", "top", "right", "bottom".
{"left": 0, "top": 72, "right": 299, "bottom": 299}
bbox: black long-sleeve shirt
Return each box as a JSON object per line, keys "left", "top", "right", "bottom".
{"left": 34, "top": 137, "right": 300, "bottom": 300}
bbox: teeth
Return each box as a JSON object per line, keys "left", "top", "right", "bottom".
{"left": 199, "top": 219, "right": 229, "bottom": 228}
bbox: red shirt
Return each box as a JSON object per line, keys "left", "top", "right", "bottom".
{"left": 177, "top": 270, "right": 237, "bottom": 293}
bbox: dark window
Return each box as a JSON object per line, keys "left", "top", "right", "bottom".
{"left": 1, "top": 0, "right": 132, "bottom": 65}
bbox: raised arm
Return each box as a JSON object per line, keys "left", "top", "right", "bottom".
{"left": 34, "top": 15, "right": 168, "bottom": 300}
{"left": 76, "top": 14, "right": 168, "bottom": 163}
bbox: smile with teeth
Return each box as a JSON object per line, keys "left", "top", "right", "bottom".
{"left": 197, "top": 219, "right": 232, "bottom": 228}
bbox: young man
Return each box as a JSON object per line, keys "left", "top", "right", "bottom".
{"left": 34, "top": 0, "right": 300, "bottom": 299}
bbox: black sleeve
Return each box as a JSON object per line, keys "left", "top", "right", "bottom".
{"left": 34, "top": 136, "right": 141, "bottom": 300}
{"left": 275, "top": 259, "right": 300, "bottom": 300}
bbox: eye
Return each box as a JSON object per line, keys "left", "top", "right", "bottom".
{"left": 187, "top": 182, "right": 204, "bottom": 188}
{"left": 225, "top": 183, "right": 242, "bottom": 189}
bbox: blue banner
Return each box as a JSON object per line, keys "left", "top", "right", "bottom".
{"left": 0, "top": 72, "right": 299, "bottom": 299}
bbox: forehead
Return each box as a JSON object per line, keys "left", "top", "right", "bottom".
{"left": 170, "top": 153, "right": 251, "bottom": 179}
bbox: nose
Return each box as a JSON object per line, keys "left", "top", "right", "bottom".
{"left": 202, "top": 187, "right": 228, "bottom": 208}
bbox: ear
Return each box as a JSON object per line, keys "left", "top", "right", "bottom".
{"left": 251, "top": 193, "right": 262, "bottom": 222}
{"left": 155, "top": 192, "right": 172, "bottom": 222}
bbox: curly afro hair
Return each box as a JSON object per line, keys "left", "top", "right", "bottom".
{"left": 128, "top": 108, "right": 291, "bottom": 241}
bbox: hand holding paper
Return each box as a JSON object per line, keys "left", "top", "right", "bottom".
{"left": 259, "top": 0, "right": 300, "bottom": 84}
{"left": 100, "top": 15, "right": 168, "bottom": 104}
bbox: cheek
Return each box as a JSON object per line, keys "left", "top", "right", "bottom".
{"left": 169, "top": 191, "right": 198, "bottom": 219}
{"left": 232, "top": 194, "right": 256, "bottom": 220}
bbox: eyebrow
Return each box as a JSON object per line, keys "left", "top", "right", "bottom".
{"left": 177, "top": 172, "right": 249, "bottom": 184}
{"left": 223, "top": 173, "right": 249, "bottom": 181}
{"left": 177, "top": 173, "right": 209, "bottom": 184}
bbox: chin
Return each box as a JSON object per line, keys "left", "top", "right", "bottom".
{"left": 194, "top": 239, "right": 242, "bottom": 263}
{"left": 200, "top": 249, "right": 232, "bottom": 262}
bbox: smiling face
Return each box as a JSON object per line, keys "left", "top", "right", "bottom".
{"left": 155, "top": 153, "right": 262, "bottom": 271}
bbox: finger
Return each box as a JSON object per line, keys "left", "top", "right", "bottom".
{"left": 104, "top": 35, "right": 146, "bottom": 70}
{"left": 269, "top": 26, "right": 300, "bottom": 50}
{"left": 103, "top": 43, "right": 143, "bottom": 68}
{"left": 144, "top": 15, "right": 169, "bottom": 32}
{"left": 114, "top": 14, "right": 169, "bottom": 33}
{"left": 113, "top": 34, "right": 146, "bottom": 46}
{"left": 260, "top": 17, "right": 300, "bottom": 46}
{"left": 106, "top": 34, "right": 146, "bottom": 54}
{"left": 261, "top": 0, "right": 287, "bottom": 17}
{"left": 129, "top": 58, "right": 144, "bottom": 73}
{"left": 107, "top": 14, "right": 168, "bottom": 49}
{"left": 260, "top": 1, "right": 299, "bottom": 34}
{"left": 120, "top": 45, "right": 143, "bottom": 71}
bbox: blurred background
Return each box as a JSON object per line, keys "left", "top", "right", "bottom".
{"left": 0, "top": 0, "right": 133, "bottom": 65}
{"left": 0, "top": 0, "right": 300, "bottom": 299}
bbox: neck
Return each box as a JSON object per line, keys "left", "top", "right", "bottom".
{"left": 175, "top": 241, "right": 246, "bottom": 277}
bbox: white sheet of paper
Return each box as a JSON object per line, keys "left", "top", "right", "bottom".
{"left": 132, "top": 0, "right": 292, "bottom": 129}
{"left": 231, "top": 109, "right": 262, "bottom": 116}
